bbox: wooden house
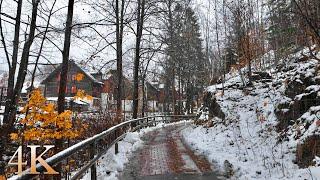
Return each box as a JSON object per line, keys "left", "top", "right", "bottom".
{"left": 140, "top": 82, "right": 160, "bottom": 112}
{"left": 156, "top": 83, "right": 182, "bottom": 112}
{"left": 101, "top": 70, "right": 161, "bottom": 113}
{"left": 41, "top": 60, "right": 104, "bottom": 110}
{"left": 101, "top": 70, "right": 133, "bottom": 112}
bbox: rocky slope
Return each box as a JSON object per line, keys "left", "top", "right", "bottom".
{"left": 182, "top": 48, "right": 320, "bottom": 179}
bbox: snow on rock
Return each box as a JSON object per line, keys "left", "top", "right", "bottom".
{"left": 183, "top": 48, "right": 320, "bottom": 179}
{"left": 288, "top": 105, "right": 320, "bottom": 142}
{"left": 183, "top": 85, "right": 297, "bottom": 179}
{"left": 314, "top": 156, "right": 320, "bottom": 167}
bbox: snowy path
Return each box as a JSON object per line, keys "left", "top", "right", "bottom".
{"left": 119, "top": 124, "right": 223, "bottom": 180}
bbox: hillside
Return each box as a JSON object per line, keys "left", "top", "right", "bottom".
{"left": 182, "top": 48, "right": 320, "bottom": 179}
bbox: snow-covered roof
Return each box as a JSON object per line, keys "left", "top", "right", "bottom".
{"left": 46, "top": 97, "right": 92, "bottom": 105}
{"left": 41, "top": 60, "right": 103, "bottom": 85}
{"left": 159, "top": 84, "right": 165, "bottom": 89}
{"left": 72, "top": 61, "right": 104, "bottom": 84}
{"left": 21, "top": 80, "right": 43, "bottom": 93}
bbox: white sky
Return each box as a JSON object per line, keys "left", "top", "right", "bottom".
{"left": 0, "top": 0, "right": 268, "bottom": 79}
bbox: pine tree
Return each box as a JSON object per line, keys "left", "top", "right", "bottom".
{"left": 163, "top": 3, "right": 209, "bottom": 113}
{"left": 267, "top": 0, "right": 298, "bottom": 61}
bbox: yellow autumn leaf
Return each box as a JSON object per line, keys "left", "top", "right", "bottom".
{"left": 10, "top": 133, "right": 18, "bottom": 140}
{"left": 74, "top": 89, "right": 86, "bottom": 99}
{"left": 75, "top": 73, "right": 84, "bottom": 81}
{"left": 65, "top": 165, "right": 70, "bottom": 171}
{"left": 85, "top": 95, "right": 93, "bottom": 100}
{"left": 43, "top": 103, "right": 55, "bottom": 112}
{"left": 74, "top": 89, "right": 93, "bottom": 101}
{"left": 15, "top": 88, "right": 85, "bottom": 143}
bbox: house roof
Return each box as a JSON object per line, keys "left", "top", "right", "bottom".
{"left": 104, "top": 70, "right": 133, "bottom": 86}
{"left": 103, "top": 70, "right": 162, "bottom": 100}
{"left": 145, "top": 81, "right": 158, "bottom": 91}
{"left": 46, "top": 97, "right": 92, "bottom": 105}
{"left": 41, "top": 60, "right": 103, "bottom": 85}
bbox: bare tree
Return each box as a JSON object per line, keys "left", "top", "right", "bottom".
{"left": 115, "top": 0, "right": 125, "bottom": 124}
{"left": 132, "top": 0, "right": 146, "bottom": 119}
{"left": 56, "top": 0, "right": 75, "bottom": 175}
{"left": 0, "top": 0, "right": 40, "bottom": 175}
{"left": 30, "top": 0, "right": 58, "bottom": 90}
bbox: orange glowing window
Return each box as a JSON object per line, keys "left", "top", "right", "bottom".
{"left": 71, "top": 86, "right": 77, "bottom": 93}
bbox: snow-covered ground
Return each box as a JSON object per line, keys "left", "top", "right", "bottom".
{"left": 183, "top": 124, "right": 320, "bottom": 179}
{"left": 182, "top": 49, "right": 320, "bottom": 179}
{"left": 80, "top": 131, "right": 143, "bottom": 180}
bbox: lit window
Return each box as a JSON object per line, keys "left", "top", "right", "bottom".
{"left": 72, "top": 86, "right": 77, "bottom": 93}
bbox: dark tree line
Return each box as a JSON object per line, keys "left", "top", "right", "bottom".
{"left": 161, "top": 1, "right": 210, "bottom": 114}
{"left": 204, "top": 0, "right": 320, "bottom": 89}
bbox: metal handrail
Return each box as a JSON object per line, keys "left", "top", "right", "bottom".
{"left": 9, "top": 114, "right": 197, "bottom": 180}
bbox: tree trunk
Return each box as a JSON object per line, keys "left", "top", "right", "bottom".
{"left": 132, "top": 0, "right": 146, "bottom": 119}
{"left": 141, "top": 78, "right": 146, "bottom": 117}
{"left": 30, "top": 0, "right": 57, "bottom": 90}
{"left": 0, "top": 0, "right": 40, "bottom": 173}
{"left": 116, "top": 0, "right": 125, "bottom": 124}
{"left": 178, "top": 70, "right": 182, "bottom": 115}
{"left": 167, "top": 0, "right": 177, "bottom": 115}
{"left": 0, "top": 0, "right": 22, "bottom": 174}
{"left": 132, "top": 0, "right": 141, "bottom": 119}
{"left": 171, "top": 67, "right": 176, "bottom": 114}
{"left": 56, "top": 0, "right": 75, "bottom": 176}
{"left": 3, "top": 0, "right": 22, "bottom": 123}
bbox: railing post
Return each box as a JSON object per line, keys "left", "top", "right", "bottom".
{"left": 130, "top": 121, "right": 132, "bottom": 131}
{"left": 115, "top": 130, "right": 119, "bottom": 154}
{"left": 90, "top": 142, "right": 97, "bottom": 180}
{"left": 138, "top": 120, "right": 141, "bottom": 132}
{"left": 146, "top": 117, "right": 149, "bottom": 128}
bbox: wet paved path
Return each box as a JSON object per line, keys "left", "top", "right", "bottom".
{"left": 120, "top": 124, "right": 223, "bottom": 180}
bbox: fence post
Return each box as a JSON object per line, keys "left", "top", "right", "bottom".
{"left": 90, "top": 142, "right": 97, "bottom": 180}
{"left": 138, "top": 120, "right": 141, "bottom": 131}
{"left": 146, "top": 117, "right": 149, "bottom": 128}
{"left": 115, "top": 129, "right": 118, "bottom": 154}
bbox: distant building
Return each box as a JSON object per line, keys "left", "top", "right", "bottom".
{"left": 155, "top": 82, "right": 182, "bottom": 113}
{"left": 41, "top": 60, "right": 104, "bottom": 111}
{"left": 41, "top": 63, "right": 164, "bottom": 113}
{"left": 101, "top": 70, "right": 133, "bottom": 112}
{"left": 140, "top": 81, "right": 160, "bottom": 112}
{"left": 0, "top": 72, "right": 8, "bottom": 107}
{"left": 101, "top": 70, "right": 160, "bottom": 113}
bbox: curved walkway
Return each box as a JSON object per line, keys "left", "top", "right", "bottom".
{"left": 120, "top": 124, "right": 224, "bottom": 180}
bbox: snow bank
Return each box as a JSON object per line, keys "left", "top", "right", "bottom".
{"left": 182, "top": 87, "right": 302, "bottom": 179}
{"left": 183, "top": 48, "right": 320, "bottom": 179}
{"left": 80, "top": 132, "right": 143, "bottom": 180}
